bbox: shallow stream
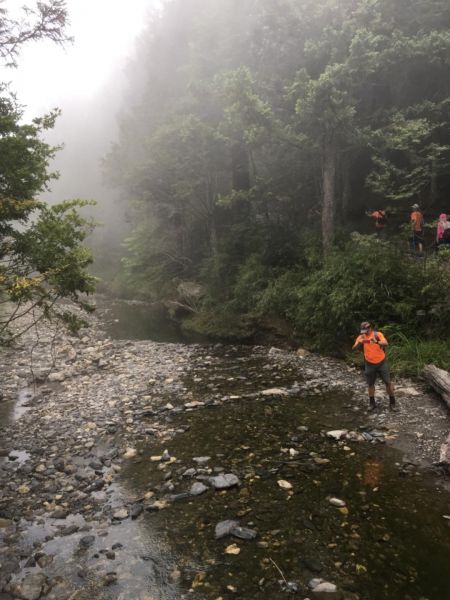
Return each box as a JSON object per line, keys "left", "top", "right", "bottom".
{"left": 1, "top": 301, "right": 450, "bottom": 599}
{"left": 118, "top": 345, "right": 450, "bottom": 599}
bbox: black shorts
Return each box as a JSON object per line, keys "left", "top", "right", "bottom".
{"left": 412, "top": 231, "right": 423, "bottom": 244}
{"left": 365, "top": 360, "right": 390, "bottom": 386}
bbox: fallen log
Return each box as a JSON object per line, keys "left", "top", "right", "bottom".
{"left": 422, "top": 364, "right": 450, "bottom": 411}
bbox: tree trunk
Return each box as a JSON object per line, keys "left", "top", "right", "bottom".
{"left": 322, "top": 134, "right": 336, "bottom": 254}
{"left": 341, "top": 156, "right": 351, "bottom": 220}
{"left": 422, "top": 364, "right": 450, "bottom": 410}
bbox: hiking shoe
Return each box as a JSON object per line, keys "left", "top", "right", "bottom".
{"left": 367, "top": 404, "right": 376, "bottom": 412}
{"left": 389, "top": 404, "right": 399, "bottom": 412}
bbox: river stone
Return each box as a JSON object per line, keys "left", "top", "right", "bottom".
{"left": 17, "top": 573, "right": 47, "bottom": 600}
{"left": 311, "top": 581, "right": 342, "bottom": 600}
{"left": 183, "top": 468, "right": 196, "bottom": 477}
{"left": 209, "top": 473, "right": 240, "bottom": 490}
{"left": 79, "top": 535, "right": 95, "bottom": 548}
{"left": 261, "top": 387, "right": 288, "bottom": 396}
{"left": 326, "top": 430, "right": 348, "bottom": 440}
{"left": 112, "top": 508, "right": 129, "bottom": 520}
{"left": 123, "top": 448, "right": 137, "bottom": 459}
{"left": 231, "top": 526, "right": 257, "bottom": 540}
{"left": 329, "top": 497, "right": 346, "bottom": 507}
{"left": 215, "top": 520, "right": 239, "bottom": 539}
{"left": 0, "top": 518, "right": 13, "bottom": 529}
{"left": 190, "top": 482, "right": 208, "bottom": 496}
{"left": 193, "top": 456, "right": 211, "bottom": 466}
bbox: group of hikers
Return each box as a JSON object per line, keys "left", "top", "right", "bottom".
{"left": 355, "top": 205, "right": 450, "bottom": 408}
{"left": 367, "top": 204, "right": 450, "bottom": 252}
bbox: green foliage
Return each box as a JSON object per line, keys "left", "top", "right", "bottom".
{"left": 104, "top": 0, "right": 450, "bottom": 359}
{"left": 0, "top": 95, "right": 96, "bottom": 341}
{"left": 291, "top": 234, "right": 450, "bottom": 352}
{"left": 384, "top": 332, "right": 450, "bottom": 377}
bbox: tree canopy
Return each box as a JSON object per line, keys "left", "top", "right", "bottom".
{"left": 105, "top": 0, "right": 450, "bottom": 350}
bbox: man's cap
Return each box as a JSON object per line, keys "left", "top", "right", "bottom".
{"left": 411, "top": 203, "right": 420, "bottom": 210}
{"left": 360, "top": 321, "right": 371, "bottom": 333}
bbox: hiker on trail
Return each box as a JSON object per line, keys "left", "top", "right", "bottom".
{"left": 436, "top": 213, "right": 450, "bottom": 247}
{"left": 410, "top": 204, "right": 424, "bottom": 253}
{"left": 367, "top": 209, "right": 387, "bottom": 235}
{"left": 352, "top": 321, "right": 397, "bottom": 412}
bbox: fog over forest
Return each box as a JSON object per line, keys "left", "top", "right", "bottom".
{"left": 3, "top": 3, "right": 450, "bottom": 599}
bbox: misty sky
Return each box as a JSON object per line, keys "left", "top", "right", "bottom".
{"left": 1, "top": 0, "right": 160, "bottom": 118}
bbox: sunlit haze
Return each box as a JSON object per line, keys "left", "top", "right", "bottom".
{"left": 1, "top": 0, "right": 159, "bottom": 118}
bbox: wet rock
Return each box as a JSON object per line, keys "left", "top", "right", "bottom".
{"left": 277, "top": 479, "right": 293, "bottom": 491}
{"left": 328, "top": 497, "right": 346, "bottom": 508}
{"left": 146, "top": 500, "right": 169, "bottom": 511}
{"left": 261, "top": 387, "right": 288, "bottom": 396}
{"left": 159, "top": 449, "right": 171, "bottom": 462}
{"left": 190, "top": 482, "right": 208, "bottom": 496}
{"left": 215, "top": 519, "right": 239, "bottom": 539}
{"left": 231, "top": 526, "right": 257, "bottom": 540}
{"left": 169, "top": 492, "right": 191, "bottom": 502}
{"left": 326, "top": 430, "right": 348, "bottom": 441}
{"left": 183, "top": 468, "right": 196, "bottom": 477}
{"left": 58, "top": 524, "right": 79, "bottom": 536}
{"left": 193, "top": 456, "right": 211, "bottom": 466}
{"left": 311, "top": 580, "right": 342, "bottom": 599}
{"left": 35, "top": 553, "right": 53, "bottom": 568}
{"left": 130, "top": 503, "right": 144, "bottom": 519}
{"left": 102, "top": 572, "right": 117, "bottom": 586}
{"left": 112, "top": 508, "right": 129, "bottom": 520}
{"left": 50, "top": 510, "right": 68, "bottom": 519}
{"left": 14, "top": 573, "right": 47, "bottom": 600}
{"left": 123, "top": 448, "right": 137, "bottom": 459}
{"left": 79, "top": 535, "right": 95, "bottom": 548}
{"left": 209, "top": 473, "right": 240, "bottom": 490}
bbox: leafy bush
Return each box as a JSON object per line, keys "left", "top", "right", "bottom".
{"left": 385, "top": 331, "right": 450, "bottom": 377}
{"left": 292, "top": 233, "right": 450, "bottom": 352}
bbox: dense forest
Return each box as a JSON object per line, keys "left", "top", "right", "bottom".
{"left": 104, "top": 0, "right": 450, "bottom": 370}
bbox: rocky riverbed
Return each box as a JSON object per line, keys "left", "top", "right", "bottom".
{"left": 1, "top": 307, "right": 450, "bottom": 600}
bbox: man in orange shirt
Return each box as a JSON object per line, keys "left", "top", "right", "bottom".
{"left": 367, "top": 209, "right": 387, "bottom": 235}
{"left": 410, "top": 203, "right": 424, "bottom": 253}
{"left": 352, "top": 321, "right": 397, "bottom": 412}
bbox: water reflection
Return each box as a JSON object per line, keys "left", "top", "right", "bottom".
{"left": 95, "top": 297, "right": 205, "bottom": 344}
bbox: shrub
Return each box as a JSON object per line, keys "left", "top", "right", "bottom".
{"left": 292, "top": 233, "right": 450, "bottom": 352}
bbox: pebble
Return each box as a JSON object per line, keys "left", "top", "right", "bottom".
{"left": 209, "top": 473, "right": 240, "bottom": 489}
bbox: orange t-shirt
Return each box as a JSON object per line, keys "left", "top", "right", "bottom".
{"left": 411, "top": 211, "right": 423, "bottom": 232}
{"left": 354, "top": 330, "right": 387, "bottom": 364}
{"left": 371, "top": 210, "right": 386, "bottom": 229}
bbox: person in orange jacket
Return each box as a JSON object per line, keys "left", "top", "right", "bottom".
{"left": 410, "top": 203, "right": 424, "bottom": 253}
{"left": 352, "top": 321, "right": 397, "bottom": 412}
